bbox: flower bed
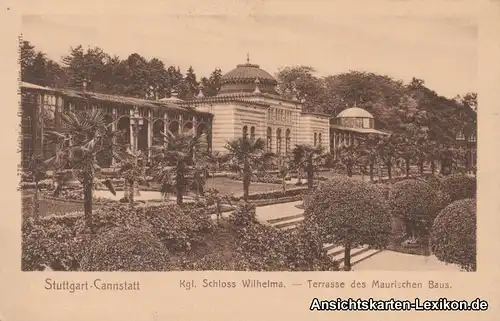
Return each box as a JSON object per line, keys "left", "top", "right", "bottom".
{"left": 231, "top": 186, "right": 309, "bottom": 202}
{"left": 226, "top": 173, "right": 290, "bottom": 185}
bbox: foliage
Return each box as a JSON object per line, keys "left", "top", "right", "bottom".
{"left": 225, "top": 136, "right": 275, "bottom": 201}
{"left": 80, "top": 226, "right": 170, "bottom": 271}
{"left": 21, "top": 215, "right": 88, "bottom": 271}
{"left": 44, "top": 109, "right": 118, "bottom": 231}
{"left": 388, "top": 179, "right": 441, "bottom": 239}
{"left": 228, "top": 202, "right": 258, "bottom": 227}
{"left": 303, "top": 177, "right": 391, "bottom": 269}
{"left": 430, "top": 198, "right": 476, "bottom": 271}
{"left": 440, "top": 173, "right": 476, "bottom": 203}
{"left": 290, "top": 144, "right": 326, "bottom": 189}
{"left": 151, "top": 130, "right": 209, "bottom": 205}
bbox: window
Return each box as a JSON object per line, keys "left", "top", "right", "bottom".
{"left": 363, "top": 118, "right": 371, "bottom": 128}
{"left": 276, "top": 128, "right": 282, "bottom": 155}
{"left": 285, "top": 129, "right": 291, "bottom": 155}
{"left": 250, "top": 126, "right": 255, "bottom": 140}
{"left": 314, "top": 133, "right": 317, "bottom": 146}
{"left": 318, "top": 133, "right": 322, "bottom": 146}
{"left": 267, "top": 127, "right": 272, "bottom": 151}
{"left": 456, "top": 131, "right": 465, "bottom": 141}
{"left": 355, "top": 118, "right": 363, "bottom": 128}
{"left": 242, "top": 126, "right": 248, "bottom": 138}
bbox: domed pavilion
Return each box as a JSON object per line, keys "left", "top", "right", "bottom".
{"left": 330, "top": 104, "right": 389, "bottom": 159}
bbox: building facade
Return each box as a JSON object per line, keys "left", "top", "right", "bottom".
{"left": 329, "top": 107, "right": 389, "bottom": 159}
{"left": 20, "top": 60, "right": 333, "bottom": 168}
{"left": 182, "top": 61, "right": 331, "bottom": 156}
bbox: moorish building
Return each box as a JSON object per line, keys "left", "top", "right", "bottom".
{"left": 182, "top": 59, "right": 331, "bottom": 155}
{"left": 20, "top": 58, "right": 392, "bottom": 170}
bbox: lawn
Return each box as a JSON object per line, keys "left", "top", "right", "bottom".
{"left": 205, "top": 177, "right": 294, "bottom": 196}
{"left": 21, "top": 177, "right": 291, "bottom": 218}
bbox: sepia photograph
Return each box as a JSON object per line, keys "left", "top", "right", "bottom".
{"left": 19, "top": 11, "right": 477, "bottom": 273}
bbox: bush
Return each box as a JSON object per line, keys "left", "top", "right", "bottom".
{"left": 22, "top": 215, "right": 88, "bottom": 271}
{"left": 303, "top": 177, "right": 391, "bottom": 269}
{"left": 440, "top": 173, "right": 476, "bottom": 203}
{"left": 228, "top": 202, "right": 258, "bottom": 226}
{"left": 80, "top": 226, "right": 170, "bottom": 271}
{"left": 142, "top": 204, "right": 214, "bottom": 252}
{"left": 430, "top": 198, "right": 476, "bottom": 271}
{"left": 389, "top": 179, "right": 441, "bottom": 239}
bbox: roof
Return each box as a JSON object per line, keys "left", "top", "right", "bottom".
{"left": 336, "top": 107, "right": 374, "bottom": 119}
{"left": 219, "top": 62, "right": 278, "bottom": 95}
{"left": 20, "top": 82, "right": 213, "bottom": 115}
{"left": 221, "top": 63, "right": 277, "bottom": 84}
{"left": 330, "top": 124, "right": 390, "bottom": 135}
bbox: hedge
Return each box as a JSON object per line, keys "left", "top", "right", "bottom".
{"left": 80, "top": 226, "right": 170, "bottom": 271}
{"left": 388, "top": 179, "right": 441, "bottom": 239}
{"left": 440, "top": 173, "right": 476, "bottom": 203}
{"left": 303, "top": 177, "right": 391, "bottom": 253}
{"left": 429, "top": 198, "right": 476, "bottom": 271}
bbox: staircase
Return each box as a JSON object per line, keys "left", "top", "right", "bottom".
{"left": 266, "top": 211, "right": 383, "bottom": 269}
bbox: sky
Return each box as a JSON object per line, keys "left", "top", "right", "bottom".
{"left": 20, "top": 0, "right": 478, "bottom": 98}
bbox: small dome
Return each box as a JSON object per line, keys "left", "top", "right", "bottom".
{"left": 336, "top": 107, "right": 374, "bottom": 119}
{"left": 219, "top": 62, "right": 278, "bottom": 94}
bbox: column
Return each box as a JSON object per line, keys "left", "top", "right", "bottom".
{"left": 163, "top": 112, "right": 167, "bottom": 139}
{"left": 129, "top": 107, "right": 134, "bottom": 148}
{"left": 111, "top": 106, "right": 117, "bottom": 167}
{"left": 147, "top": 109, "right": 152, "bottom": 159}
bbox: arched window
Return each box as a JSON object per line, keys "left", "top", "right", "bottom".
{"left": 250, "top": 126, "right": 255, "bottom": 140}
{"left": 314, "top": 133, "right": 317, "bottom": 146}
{"left": 276, "top": 128, "right": 282, "bottom": 155}
{"left": 267, "top": 127, "right": 272, "bottom": 151}
{"left": 285, "top": 129, "right": 291, "bottom": 155}
{"left": 242, "top": 125, "right": 248, "bottom": 138}
{"left": 318, "top": 133, "right": 322, "bottom": 146}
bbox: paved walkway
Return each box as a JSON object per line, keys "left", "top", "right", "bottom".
{"left": 353, "top": 251, "right": 461, "bottom": 271}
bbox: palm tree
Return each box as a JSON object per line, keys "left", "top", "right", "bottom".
{"left": 290, "top": 144, "right": 325, "bottom": 189}
{"left": 225, "top": 136, "right": 274, "bottom": 201}
{"left": 151, "top": 130, "right": 208, "bottom": 206}
{"left": 45, "top": 109, "right": 116, "bottom": 232}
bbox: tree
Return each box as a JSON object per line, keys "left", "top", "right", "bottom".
{"left": 430, "top": 198, "right": 476, "bottom": 271}
{"left": 359, "top": 134, "right": 381, "bottom": 181}
{"left": 44, "top": 108, "right": 117, "bottom": 232}
{"left": 303, "top": 177, "right": 391, "bottom": 270}
{"left": 201, "top": 68, "right": 223, "bottom": 97}
{"left": 290, "top": 144, "right": 325, "bottom": 189}
{"left": 335, "top": 140, "right": 364, "bottom": 177}
{"left": 275, "top": 66, "right": 324, "bottom": 112}
{"left": 388, "top": 179, "right": 441, "bottom": 240}
{"left": 179, "top": 66, "right": 198, "bottom": 99}
{"left": 225, "top": 137, "right": 274, "bottom": 201}
{"left": 151, "top": 130, "right": 208, "bottom": 206}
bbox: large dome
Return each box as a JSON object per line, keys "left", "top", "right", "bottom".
{"left": 336, "top": 107, "right": 374, "bottom": 119}
{"left": 219, "top": 62, "right": 278, "bottom": 95}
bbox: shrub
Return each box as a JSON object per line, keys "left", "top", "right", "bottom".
{"left": 80, "top": 226, "right": 170, "bottom": 271}
{"left": 389, "top": 179, "right": 441, "bottom": 239}
{"left": 440, "top": 173, "right": 476, "bottom": 203}
{"left": 142, "top": 204, "right": 214, "bottom": 252}
{"left": 21, "top": 215, "right": 88, "bottom": 271}
{"left": 430, "top": 198, "right": 476, "bottom": 271}
{"left": 228, "top": 202, "right": 258, "bottom": 226}
{"left": 303, "top": 177, "right": 391, "bottom": 270}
